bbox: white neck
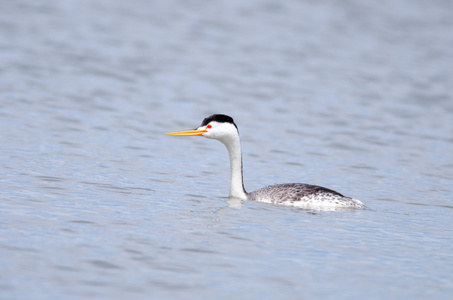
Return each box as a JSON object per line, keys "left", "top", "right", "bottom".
{"left": 220, "top": 133, "right": 248, "bottom": 200}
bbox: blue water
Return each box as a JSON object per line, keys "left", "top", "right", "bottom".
{"left": 1, "top": 0, "right": 453, "bottom": 299}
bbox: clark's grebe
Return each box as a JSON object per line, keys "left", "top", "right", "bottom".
{"left": 167, "top": 114, "right": 364, "bottom": 209}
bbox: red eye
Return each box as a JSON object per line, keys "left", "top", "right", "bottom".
{"left": 207, "top": 125, "right": 212, "bottom": 129}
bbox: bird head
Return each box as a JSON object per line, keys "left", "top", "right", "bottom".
{"left": 167, "top": 114, "right": 239, "bottom": 145}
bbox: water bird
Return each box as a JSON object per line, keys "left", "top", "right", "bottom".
{"left": 167, "top": 114, "right": 364, "bottom": 209}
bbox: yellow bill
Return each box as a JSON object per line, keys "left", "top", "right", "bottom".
{"left": 166, "top": 128, "right": 207, "bottom": 136}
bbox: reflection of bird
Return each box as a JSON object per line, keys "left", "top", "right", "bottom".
{"left": 167, "top": 114, "right": 364, "bottom": 209}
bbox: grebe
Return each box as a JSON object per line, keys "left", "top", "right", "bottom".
{"left": 167, "top": 114, "right": 364, "bottom": 209}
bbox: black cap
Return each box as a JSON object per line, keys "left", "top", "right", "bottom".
{"left": 200, "top": 114, "right": 238, "bottom": 130}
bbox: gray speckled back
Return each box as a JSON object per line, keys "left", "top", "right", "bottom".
{"left": 247, "top": 183, "right": 364, "bottom": 208}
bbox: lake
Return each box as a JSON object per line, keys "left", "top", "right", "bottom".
{"left": 1, "top": 0, "right": 452, "bottom": 299}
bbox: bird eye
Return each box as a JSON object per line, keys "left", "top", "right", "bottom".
{"left": 207, "top": 125, "right": 212, "bottom": 129}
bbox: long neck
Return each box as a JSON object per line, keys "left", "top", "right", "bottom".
{"left": 222, "top": 134, "right": 248, "bottom": 200}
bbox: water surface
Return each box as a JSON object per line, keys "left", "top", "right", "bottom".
{"left": 1, "top": 0, "right": 452, "bottom": 299}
